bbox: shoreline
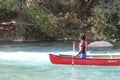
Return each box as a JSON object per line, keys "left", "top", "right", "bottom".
{"left": 0, "top": 39, "right": 120, "bottom": 42}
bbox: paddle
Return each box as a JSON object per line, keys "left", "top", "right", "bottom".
{"left": 72, "top": 41, "right": 75, "bottom": 66}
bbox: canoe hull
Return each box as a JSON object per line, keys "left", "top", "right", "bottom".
{"left": 49, "top": 54, "right": 120, "bottom": 66}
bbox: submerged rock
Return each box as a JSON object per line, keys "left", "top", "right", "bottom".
{"left": 88, "top": 41, "right": 113, "bottom": 48}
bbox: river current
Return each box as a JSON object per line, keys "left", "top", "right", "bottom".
{"left": 0, "top": 41, "right": 120, "bottom": 80}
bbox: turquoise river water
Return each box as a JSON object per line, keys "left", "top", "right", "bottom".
{"left": 0, "top": 41, "right": 120, "bottom": 80}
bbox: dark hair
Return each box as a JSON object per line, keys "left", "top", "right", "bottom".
{"left": 79, "top": 33, "right": 86, "bottom": 40}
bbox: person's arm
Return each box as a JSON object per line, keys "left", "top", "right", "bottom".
{"left": 76, "top": 51, "right": 82, "bottom": 56}
{"left": 76, "top": 42, "right": 84, "bottom": 56}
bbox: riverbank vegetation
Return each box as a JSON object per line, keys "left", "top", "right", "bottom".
{"left": 0, "top": 0, "right": 120, "bottom": 41}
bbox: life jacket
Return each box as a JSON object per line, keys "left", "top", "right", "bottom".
{"left": 83, "top": 41, "right": 88, "bottom": 52}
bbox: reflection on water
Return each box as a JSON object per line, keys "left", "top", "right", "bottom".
{"left": 0, "top": 41, "right": 120, "bottom": 80}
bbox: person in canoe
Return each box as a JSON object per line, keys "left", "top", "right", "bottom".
{"left": 74, "top": 33, "right": 88, "bottom": 58}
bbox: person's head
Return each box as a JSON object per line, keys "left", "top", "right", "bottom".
{"left": 79, "top": 33, "right": 86, "bottom": 40}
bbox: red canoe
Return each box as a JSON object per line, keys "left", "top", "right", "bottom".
{"left": 49, "top": 54, "right": 120, "bottom": 66}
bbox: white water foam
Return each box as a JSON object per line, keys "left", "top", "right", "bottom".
{"left": 0, "top": 51, "right": 119, "bottom": 63}
{"left": 0, "top": 52, "right": 51, "bottom": 63}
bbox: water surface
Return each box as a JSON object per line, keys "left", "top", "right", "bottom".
{"left": 0, "top": 41, "right": 120, "bottom": 80}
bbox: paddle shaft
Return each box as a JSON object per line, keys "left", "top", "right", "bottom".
{"left": 72, "top": 41, "right": 75, "bottom": 65}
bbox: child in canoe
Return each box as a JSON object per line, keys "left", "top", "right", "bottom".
{"left": 74, "top": 33, "right": 88, "bottom": 58}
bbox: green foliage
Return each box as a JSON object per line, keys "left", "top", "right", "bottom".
{"left": 86, "top": 6, "right": 117, "bottom": 41}
{"left": 0, "top": 0, "right": 19, "bottom": 11}
{"left": 0, "top": 9, "right": 17, "bottom": 19}
{"left": 0, "top": 0, "right": 119, "bottom": 41}
{"left": 101, "top": 23, "right": 116, "bottom": 40}
{"left": 25, "top": 0, "right": 58, "bottom": 39}
{"left": 0, "top": 0, "right": 19, "bottom": 19}
{"left": 15, "top": 24, "right": 26, "bottom": 40}
{"left": 98, "top": 0, "right": 120, "bottom": 24}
